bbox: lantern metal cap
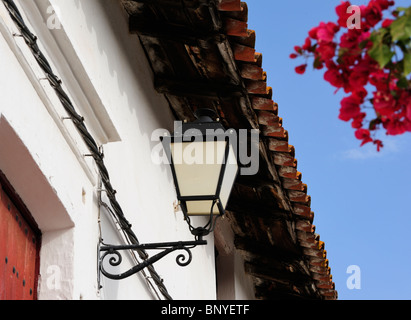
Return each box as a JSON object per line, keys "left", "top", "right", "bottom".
{"left": 173, "top": 109, "right": 226, "bottom": 139}
{"left": 193, "top": 108, "right": 217, "bottom": 123}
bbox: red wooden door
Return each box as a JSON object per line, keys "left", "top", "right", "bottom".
{"left": 0, "top": 179, "right": 40, "bottom": 300}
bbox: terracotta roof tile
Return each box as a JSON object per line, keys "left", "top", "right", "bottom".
{"left": 240, "top": 64, "right": 264, "bottom": 80}
{"left": 273, "top": 152, "right": 296, "bottom": 167}
{"left": 251, "top": 97, "right": 278, "bottom": 112}
{"left": 224, "top": 18, "right": 248, "bottom": 36}
{"left": 268, "top": 140, "right": 293, "bottom": 153}
{"left": 216, "top": 1, "right": 337, "bottom": 299}
{"left": 292, "top": 204, "right": 314, "bottom": 221}
{"left": 232, "top": 43, "right": 256, "bottom": 62}
{"left": 287, "top": 190, "right": 311, "bottom": 204}
{"left": 218, "top": 0, "right": 242, "bottom": 11}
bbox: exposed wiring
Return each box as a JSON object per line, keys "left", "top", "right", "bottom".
{"left": 1, "top": 0, "right": 172, "bottom": 300}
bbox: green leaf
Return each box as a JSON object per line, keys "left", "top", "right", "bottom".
{"left": 390, "top": 9, "right": 411, "bottom": 41}
{"left": 369, "top": 118, "right": 380, "bottom": 131}
{"left": 403, "top": 52, "right": 411, "bottom": 76}
{"left": 397, "top": 77, "right": 408, "bottom": 88}
{"left": 338, "top": 47, "right": 349, "bottom": 58}
{"left": 359, "top": 39, "right": 369, "bottom": 49}
{"left": 369, "top": 30, "right": 394, "bottom": 68}
{"left": 313, "top": 56, "right": 322, "bottom": 69}
{"left": 395, "top": 7, "right": 409, "bottom": 12}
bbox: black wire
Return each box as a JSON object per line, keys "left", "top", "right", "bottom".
{"left": 1, "top": 0, "right": 172, "bottom": 300}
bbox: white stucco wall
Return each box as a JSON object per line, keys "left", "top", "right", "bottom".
{"left": 0, "top": 0, "right": 255, "bottom": 300}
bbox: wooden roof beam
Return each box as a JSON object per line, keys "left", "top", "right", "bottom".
{"left": 154, "top": 76, "right": 246, "bottom": 99}
{"left": 129, "top": 18, "right": 226, "bottom": 45}
{"left": 128, "top": 0, "right": 219, "bottom": 9}
{"left": 244, "top": 262, "right": 314, "bottom": 287}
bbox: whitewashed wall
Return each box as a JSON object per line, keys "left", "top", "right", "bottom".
{"left": 0, "top": 0, "right": 255, "bottom": 300}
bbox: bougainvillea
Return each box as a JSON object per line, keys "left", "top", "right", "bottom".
{"left": 291, "top": 1, "right": 411, "bottom": 150}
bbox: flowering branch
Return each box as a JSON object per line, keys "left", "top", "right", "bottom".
{"left": 291, "top": 0, "right": 411, "bottom": 150}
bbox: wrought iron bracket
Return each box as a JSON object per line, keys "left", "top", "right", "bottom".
{"left": 98, "top": 239, "right": 207, "bottom": 281}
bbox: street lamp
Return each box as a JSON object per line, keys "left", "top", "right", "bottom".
{"left": 162, "top": 108, "right": 238, "bottom": 238}
{"left": 98, "top": 109, "right": 238, "bottom": 280}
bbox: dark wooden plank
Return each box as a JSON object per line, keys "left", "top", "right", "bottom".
{"left": 154, "top": 76, "right": 245, "bottom": 99}
{"left": 234, "top": 235, "right": 301, "bottom": 262}
{"left": 244, "top": 262, "right": 312, "bottom": 286}
{"left": 130, "top": 17, "right": 225, "bottom": 44}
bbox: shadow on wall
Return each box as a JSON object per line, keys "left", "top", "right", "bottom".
{"left": 71, "top": 0, "right": 175, "bottom": 135}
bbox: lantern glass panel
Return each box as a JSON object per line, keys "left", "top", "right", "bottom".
{"left": 186, "top": 201, "right": 219, "bottom": 216}
{"left": 170, "top": 139, "right": 237, "bottom": 216}
{"left": 218, "top": 144, "right": 238, "bottom": 209}
{"left": 171, "top": 140, "right": 227, "bottom": 196}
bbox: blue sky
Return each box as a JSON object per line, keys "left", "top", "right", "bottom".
{"left": 246, "top": 0, "right": 411, "bottom": 300}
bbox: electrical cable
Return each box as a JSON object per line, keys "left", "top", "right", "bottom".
{"left": 1, "top": 0, "right": 172, "bottom": 300}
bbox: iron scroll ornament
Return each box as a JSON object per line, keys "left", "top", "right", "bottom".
{"left": 98, "top": 239, "right": 207, "bottom": 280}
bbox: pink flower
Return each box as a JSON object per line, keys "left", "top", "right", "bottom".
{"left": 302, "top": 37, "right": 312, "bottom": 51}
{"left": 317, "top": 22, "right": 340, "bottom": 43}
{"left": 373, "top": 139, "right": 383, "bottom": 151}
{"left": 369, "top": 70, "right": 395, "bottom": 92}
{"left": 354, "top": 128, "right": 373, "bottom": 146}
{"left": 317, "top": 42, "right": 337, "bottom": 61}
{"left": 308, "top": 26, "right": 319, "bottom": 40}
{"left": 340, "top": 29, "right": 361, "bottom": 49}
{"left": 363, "top": 0, "right": 383, "bottom": 28}
{"left": 339, "top": 94, "right": 362, "bottom": 121}
{"left": 351, "top": 112, "right": 367, "bottom": 128}
{"left": 336, "top": 1, "right": 352, "bottom": 28}
{"left": 375, "top": 0, "right": 395, "bottom": 10}
{"left": 290, "top": 0, "right": 403, "bottom": 150}
{"left": 349, "top": 64, "right": 370, "bottom": 89}
{"left": 382, "top": 18, "right": 394, "bottom": 28}
{"left": 405, "top": 96, "right": 411, "bottom": 122}
{"left": 352, "top": 87, "right": 368, "bottom": 102}
{"left": 295, "top": 64, "right": 307, "bottom": 75}
{"left": 294, "top": 46, "right": 303, "bottom": 54}
{"left": 324, "top": 65, "right": 344, "bottom": 88}
{"left": 373, "top": 90, "right": 397, "bottom": 116}
{"left": 383, "top": 117, "right": 407, "bottom": 136}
